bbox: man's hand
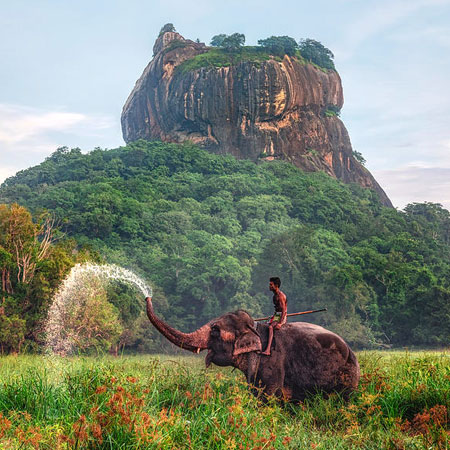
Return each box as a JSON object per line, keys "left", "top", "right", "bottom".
{"left": 274, "top": 323, "right": 282, "bottom": 330}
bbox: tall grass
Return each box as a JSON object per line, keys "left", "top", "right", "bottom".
{"left": 0, "top": 351, "right": 448, "bottom": 448}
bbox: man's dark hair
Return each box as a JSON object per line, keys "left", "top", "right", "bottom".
{"left": 270, "top": 277, "right": 281, "bottom": 287}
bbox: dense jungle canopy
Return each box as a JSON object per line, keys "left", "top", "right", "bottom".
{"left": 0, "top": 140, "right": 449, "bottom": 353}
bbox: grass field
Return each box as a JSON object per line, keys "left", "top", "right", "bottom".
{"left": 0, "top": 351, "right": 448, "bottom": 449}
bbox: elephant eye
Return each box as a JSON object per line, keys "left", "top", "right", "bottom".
{"left": 211, "top": 326, "right": 220, "bottom": 337}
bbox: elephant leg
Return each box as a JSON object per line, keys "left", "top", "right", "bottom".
{"left": 260, "top": 365, "right": 286, "bottom": 401}
{"left": 246, "top": 353, "right": 264, "bottom": 397}
{"left": 245, "top": 352, "right": 289, "bottom": 402}
{"left": 246, "top": 353, "right": 260, "bottom": 383}
{"left": 261, "top": 383, "right": 291, "bottom": 402}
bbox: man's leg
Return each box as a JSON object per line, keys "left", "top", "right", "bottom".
{"left": 261, "top": 323, "right": 275, "bottom": 355}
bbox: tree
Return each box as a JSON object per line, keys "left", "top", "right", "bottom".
{"left": 404, "top": 202, "right": 450, "bottom": 245}
{"left": 299, "top": 39, "right": 335, "bottom": 70}
{"left": 0, "top": 204, "right": 56, "bottom": 290}
{"left": 257, "top": 36, "right": 298, "bottom": 57}
{"left": 0, "top": 203, "right": 89, "bottom": 353}
{"left": 210, "top": 33, "right": 245, "bottom": 53}
{"left": 159, "top": 23, "right": 176, "bottom": 36}
{"left": 62, "top": 277, "right": 123, "bottom": 354}
{"left": 210, "top": 34, "right": 227, "bottom": 47}
{"left": 352, "top": 150, "right": 366, "bottom": 166}
{"left": 0, "top": 314, "right": 26, "bottom": 354}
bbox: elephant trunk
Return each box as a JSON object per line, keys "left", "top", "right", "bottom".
{"left": 145, "top": 297, "right": 210, "bottom": 353}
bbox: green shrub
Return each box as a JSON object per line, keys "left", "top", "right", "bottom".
{"left": 177, "top": 47, "right": 271, "bottom": 73}
{"left": 352, "top": 150, "right": 367, "bottom": 166}
{"left": 324, "top": 105, "right": 341, "bottom": 117}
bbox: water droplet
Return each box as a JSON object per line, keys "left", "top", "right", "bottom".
{"left": 45, "top": 263, "right": 152, "bottom": 355}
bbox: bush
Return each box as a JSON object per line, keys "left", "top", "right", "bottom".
{"left": 324, "top": 105, "right": 341, "bottom": 117}
{"left": 60, "top": 277, "right": 123, "bottom": 354}
{"left": 177, "top": 47, "right": 270, "bottom": 73}
{"left": 352, "top": 150, "right": 366, "bottom": 166}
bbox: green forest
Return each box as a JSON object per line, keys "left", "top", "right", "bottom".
{"left": 0, "top": 140, "right": 449, "bottom": 353}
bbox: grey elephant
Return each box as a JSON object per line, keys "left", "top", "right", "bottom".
{"left": 145, "top": 297, "right": 360, "bottom": 402}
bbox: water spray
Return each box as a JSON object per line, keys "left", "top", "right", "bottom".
{"left": 45, "top": 263, "right": 152, "bottom": 355}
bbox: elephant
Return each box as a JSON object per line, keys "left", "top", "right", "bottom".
{"left": 145, "top": 297, "right": 360, "bottom": 402}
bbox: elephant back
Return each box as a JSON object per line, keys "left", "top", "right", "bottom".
{"left": 256, "top": 320, "right": 360, "bottom": 398}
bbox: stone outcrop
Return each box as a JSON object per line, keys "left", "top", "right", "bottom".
{"left": 122, "top": 31, "right": 392, "bottom": 207}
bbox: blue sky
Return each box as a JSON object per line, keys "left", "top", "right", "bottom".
{"left": 1, "top": 0, "right": 449, "bottom": 209}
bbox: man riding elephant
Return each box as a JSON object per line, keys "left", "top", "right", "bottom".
{"left": 261, "top": 277, "right": 287, "bottom": 356}
{"left": 144, "top": 285, "right": 360, "bottom": 402}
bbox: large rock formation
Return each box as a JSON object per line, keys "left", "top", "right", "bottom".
{"left": 122, "top": 31, "right": 392, "bottom": 206}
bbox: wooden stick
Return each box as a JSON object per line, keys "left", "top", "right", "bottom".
{"left": 254, "top": 308, "right": 327, "bottom": 322}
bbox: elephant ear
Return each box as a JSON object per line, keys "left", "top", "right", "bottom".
{"left": 233, "top": 331, "right": 262, "bottom": 356}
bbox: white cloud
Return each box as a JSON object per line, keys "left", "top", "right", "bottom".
{"left": 0, "top": 104, "right": 118, "bottom": 184}
{"left": 374, "top": 166, "right": 450, "bottom": 210}
{"left": 0, "top": 104, "right": 115, "bottom": 145}
{"left": 0, "top": 106, "right": 85, "bottom": 145}
{"left": 0, "top": 166, "right": 17, "bottom": 183}
{"left": 340, "top": 36, "right": 450, "bottom": 177}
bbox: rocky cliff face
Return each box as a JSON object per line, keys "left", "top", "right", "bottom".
{"left": 122, "top": 31, "right": 392, "bottom": 207}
